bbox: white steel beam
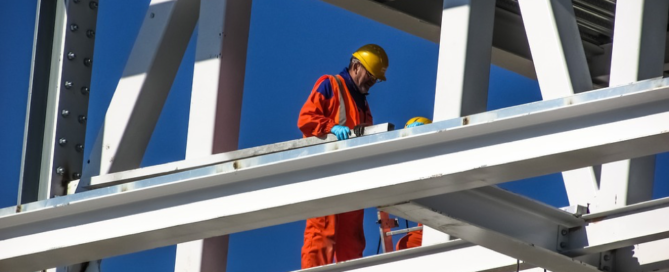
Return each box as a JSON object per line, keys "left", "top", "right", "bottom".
{"left": 77, "top": 0, "right": 177, "bottom": 193}
{"left": 90, "top": 123, "right": 393, "bottom": 188}
{"left": 378, "top": 192, "right": 669, "bottom": 272}
{"left": 565, "top": 197, "right": 669, "bottom": 256}
{"left": 2, "top": 79, "right": 669, "bottom": 271}
{"left": 428, "top": 0, "right": 496, "bottom": 244}
{"left": 382, "top": 186, "right": 583, "bottom": 250}
{"left": 19, "top": 0, "right": 67, "bottom": 204}
{"left": 596, "top": 0, "right": 669, "bottom": 211}
{"left": 615, "top": 239, "right": 669, "bottom": 272}
{"left": 176, "top": 0, "right": 251, "bottom": 270}
{"left": 518, "top": 0, "right": 599, "bottom": 208}
{"left": 319, "top": 0, "right": 538, "bottom": 80}
{"left": 71, "top": 1, "right": 195, "bottom": 271}
{"left": 21, "top": 0, "right": 67, "bottom": 202}
{"left": 91, "top": 0, "right": 198, "bottom": 179}
{"left": 519, "top": 0, "right": 592, "bottom": 98}
{"left": 382, "top": 202, "right": 600, "bottom": 272}
{"left": 178, "top": 0, "right": 221, "bottom": 268}
{"left": 320, "top": 0, "right": 440, "bottom": 43}
{"left": 302, "top": 239, "right": 604, "bottom": 272}
{"left": 302, "top": 240, "right": 539, "bottom": 272}
{"left": 609, "top": 0, "right": 669, "bottom": 86}
{"left": 434, "top": 0, "right": 495, "bottom": 120}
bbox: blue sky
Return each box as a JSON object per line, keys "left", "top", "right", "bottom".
{"left": 1, "top": 1, "right": 668, "bottom": 271}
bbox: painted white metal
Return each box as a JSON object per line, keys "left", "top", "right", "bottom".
{"left": 2, "top": 80, "right": 669, "bottom": 271}
{"left": 383, "top": 202, "right": 600, "bottom": 272}
{"left": 303, "top": 240, "right": 535, "bottom": 272}
{"left": 433, "top": 0, "right": 495, "bottom": 120}
{"left": 90, "top": 123, "right": 393, "bottom": 188}
{"left": 595, "top": 0, "right": 669, "bottom": 212}
{"left": 427, "top": 0, "right": 497, "bottom": 245}
{"left": 608, "top": 0, "right": 669, "bottom": 87}
{"left": 615, "top": 239, "right": 669, "bottom": 272}
{"left": 318, "top": 0, "right": 538, "bottom": 80}
{"left": 69, "top": 2, "right": 195, "bottom": 271}
{"left": 77, "top": 0, "right": 178, "bottom": 193}
{"left": 378, "top": 193, "right": 669, "bottom": 272}
{"left": 33, "top": 0, "right": 68, "bottom": 201}
{"left": 99, "top": 0, "right": 197, "bottom": 174}
{"left": 177, "top": 0, "right": 251, "bottom": 270}
{"left": 22, "top": 2, "right": 69, "bottom": 271}
{"left": 566, "top": 197, "right": 669, "bottom": 256}
{"left": 518, "top": 0, "right": 599, "bottom": 208}
{"left": 382, "top": 194, "right": 669, "bottom": 271}
{"left": 304, "top": 240, "right": 607, "bottom": 272}
{"left": 384, "top": 187, "right": 582, "bottom": 247}
{"left": 177, "top": 0, "right": 228, "bottom": 269}
{"left": 518, "top": 0, "right": 592, "bottom": 98}
{"left": 18, "top": 0, "right": 46, "bottom": 204}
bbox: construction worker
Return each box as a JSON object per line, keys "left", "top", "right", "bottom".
{"left": 298, "top": 44, "right": 388, "bottom": 268}
{"left": 395, "top": 117, "right": 432, "bottom": 251}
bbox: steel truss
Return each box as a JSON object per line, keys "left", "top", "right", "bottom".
{"left": 9, "top": 0, "right": 669, "bottom": 271}
{"left": 4, "top": 77, "right": 669, "bottom": 271}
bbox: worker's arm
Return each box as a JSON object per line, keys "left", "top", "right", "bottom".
{"left": 298, "top": 77, "right": 337, "bottom": 137}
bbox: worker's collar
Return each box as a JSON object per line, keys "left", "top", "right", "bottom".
{"left": 340, "top": 68, "right": 366, "bottom": 96}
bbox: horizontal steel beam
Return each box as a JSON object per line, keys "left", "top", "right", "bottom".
{"left": 1, "top": 78, "right": 669, "bottom": 271}
{"left": 303, "top": 240, "right": 540, "bottom": 272}
{"left": 566, "top": 197, "right": 669, "bottom": 256}
{"left": 382, "top": 193, "right": 669, "bottom": 272}
{"left": 381, "top": 186, "right": 583, "bottom": 250}
{"left": 90, "top": 123, "right": 394, "bottom": 188}
{"left": 382, "top": 201, "right": 601, "bottom": 272}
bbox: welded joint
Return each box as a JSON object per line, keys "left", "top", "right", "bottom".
{"left": 599, "top": 251, "right": 613, "bottom": 272}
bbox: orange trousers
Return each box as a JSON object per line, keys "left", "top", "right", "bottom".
{"left": 301, "top": 210, "right": 365, "bottom": 268}
{"left": 395, "top": 224, "right": 423, "bottom": 250}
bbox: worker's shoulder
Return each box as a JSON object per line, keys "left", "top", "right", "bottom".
{"left": 314, "top": 75, "right": 335, "bottom": 99}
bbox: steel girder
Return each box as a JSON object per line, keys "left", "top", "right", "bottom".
{"left": 1, "top": 78, "right": 669, "bottom": 271}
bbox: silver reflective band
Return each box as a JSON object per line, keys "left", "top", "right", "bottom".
{"left": 333, "top": 75, "right": 347, "bottom": 126}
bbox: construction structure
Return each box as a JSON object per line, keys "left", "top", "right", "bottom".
{"left": 2, "top": 0, "right": 669, "bottom": 271}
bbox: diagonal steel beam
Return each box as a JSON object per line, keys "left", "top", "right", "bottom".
{"left": 595, "top": 0, "right": 669, "bottom": 212}
{"left": 382, "top": 201, "right": 601, "bottom": 272}
{"left": 380, "top": 192, "right": 669, "bottom": 272}
{"left": 319, "top": 0, "right": 538, "bottom": 79}
{"left": 380, "top": 186, "right": 583, "bottom": 249}
{"left": 1, "top": 78, "right": 669, "bottom": 271}
{"left": 80, "top": 0, "right": 198, "bottom": 191}
{"left": 518, "top": 0, "right": 600, "bottom": 208}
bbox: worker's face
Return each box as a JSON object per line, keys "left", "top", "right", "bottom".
{"left": 352, "top": 63, "right": 377, "bottom": 94}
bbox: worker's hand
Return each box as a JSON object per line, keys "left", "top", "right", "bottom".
{"left": 406, "top": 122, "right": 424, "bottom": 128}
{"left": 353, "top": 125, "right": 365, "bottom": 137}
{"left": 331, "top": 125, "right": 351, "bottom": 140}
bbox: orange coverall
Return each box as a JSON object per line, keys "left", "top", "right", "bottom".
{"left": 395, "top": 224, "right": 423, "bottom": 250}
{"left": 298, "top": 69, "right": 373, "bottom": 268}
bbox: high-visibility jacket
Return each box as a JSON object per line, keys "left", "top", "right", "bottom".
{"left": 298, "top": 68, "right": 373, "bottom": 137}
{"left": 299, "top": 68, "right": 372, "bottom": 268}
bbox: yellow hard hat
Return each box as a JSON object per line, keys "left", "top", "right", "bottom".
{"left": 352, "top": 44, "right": 389, "bottom": 81}
{"left": 405, "top": 117, "right": 432, "bottom": 128}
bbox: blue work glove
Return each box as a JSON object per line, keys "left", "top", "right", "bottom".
{"left": 331, "top": 125, "right": 351, "bottom": 140}
{"left": 406, "top": 122, "right": 424, "bottom": 128}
